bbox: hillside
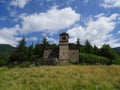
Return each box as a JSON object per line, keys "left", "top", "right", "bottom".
{"left": 113, "top": 47, "right": 120, "bottom": 53}
{"left": 0, "top": 65, "right": 119, "bottom": 90}
{"left": 0, "top": 44, "right": 15, "bottom": 58}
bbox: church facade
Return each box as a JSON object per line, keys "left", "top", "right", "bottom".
{"left": 43, "top": 32, "right": 79, "bottom": 63}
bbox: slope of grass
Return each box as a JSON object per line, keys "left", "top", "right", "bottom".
{"left": 0, "top": 65, "right": 120, "bottom": 90}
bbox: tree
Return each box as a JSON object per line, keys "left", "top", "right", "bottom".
{"left": 93, "top": 45, "right": 99, "bottom": 55}
{"left": 42, "top": 37, "right": 49, "bottom": 49}
{"left": 9, "top": 37, "right": 27, "bottom": 64}
{"left": 84, "top": 40, "right": 93, "bottom": 54}
{"left": 33, "top": 44, "right": 43, "bottom": 58}
{"left": 100, "top": 44, "right": 117, "bottom": 65}
{"left": 76, "top": 38, "right": 85, "bottom": 53}
{"left": 28, "top": 43, "right": 34, "bottom": 61}
{"left": 76, "top": 38, "right": 80, "bottom": 51}
{"left": 41, "top": 37, "right": 49, "bottom": 56}
{"left": 33, "top": 37, "right": 49, "bottom": 59}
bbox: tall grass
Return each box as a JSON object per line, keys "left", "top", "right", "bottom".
{"left": 0, "top": 65, "right": 120, "bottom": 90}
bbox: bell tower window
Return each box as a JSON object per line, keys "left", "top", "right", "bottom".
{"left": 62, "top": 36, "right": 66, "bottom": 40}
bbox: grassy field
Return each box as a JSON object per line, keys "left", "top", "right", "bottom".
{"left": 0, "top": 65, "right": 120, "bottom": 90}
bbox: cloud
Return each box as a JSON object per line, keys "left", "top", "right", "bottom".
{"left": 46, "top": 37, "right": 58, "bottom": 44}
{"left": 0, "top": 25, "right": 20, "bottom": 46}
{"left": 11, "top": 0, "right": 30, "bottom": 8}
{"left": 26, "top": 37, "right": 38, "bottom": 41}
{"left": 20, "top": 7, "right": 80, "bottom": 35}
{"left": 117, "top": 30, "right": 120, "bottom": 34}
{"left": 101, "top": 0, "right": 120, "bottom": 9}
{"left": 84, "top": 0, "right": 89, "bottom": 4}
{"left": 67, "top": 14, "right": 120, "bottom": 48}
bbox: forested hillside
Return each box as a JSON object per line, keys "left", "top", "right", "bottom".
{"left": 0, "top": 44, "right": 15, "bottom": 57}
{"left": 113, "top": 47, "right": 120, "bottom": 54}
{"left": 0, "top": 44, "right": 15, "bottom": 66}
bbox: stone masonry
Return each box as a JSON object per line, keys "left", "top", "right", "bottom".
{"left": 43, "top": 32, "right": 79, "bottom": 63}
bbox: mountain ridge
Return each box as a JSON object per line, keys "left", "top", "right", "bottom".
{"left": 113, "top": 47, "right": 120, "bottom": 53}
{"left": 0, "top": 44, "right": 15, "bottom": 58}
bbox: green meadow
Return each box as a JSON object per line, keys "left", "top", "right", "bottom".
{"left": 0, "top": 65, "right": 120, "bottom": 90}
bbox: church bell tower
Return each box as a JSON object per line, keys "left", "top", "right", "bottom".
{"left": 59, "top": 32, "right": 69, "bottom": 63}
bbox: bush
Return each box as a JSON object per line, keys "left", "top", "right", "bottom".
{"left": 112, "top": 55, "right": 120, "bottom": 65}
{"left": 19, "top": 61, "right": 35, "bottom": 67}
{"left": 79, "top": 53, "right": 110, "bottom": 65}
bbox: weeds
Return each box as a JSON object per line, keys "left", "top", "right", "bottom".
{"left": 0, "top": 65, "right": 119, "bottom": 90}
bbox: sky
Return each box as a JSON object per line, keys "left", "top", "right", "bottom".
{"left": 0, "top": 0, "right": 120, "bottom": 48}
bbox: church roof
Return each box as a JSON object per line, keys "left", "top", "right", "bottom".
{"left": 60, "top": 32, "right": 68, "bottom": 36}
{"left": 44, "top": 46, "right": 59, "bottom": 50}
{"left": 69, "top": 43, "right": 78, "bottom": 50}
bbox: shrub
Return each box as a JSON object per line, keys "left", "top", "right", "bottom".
{"left": 112, "top": 55, "right": 120, "bottom": 65}
{"left": 0, "top": 56, "right": 9, "bottom": 66}
{"left": 79, "top": 53, "right": 110, "bottom": 65}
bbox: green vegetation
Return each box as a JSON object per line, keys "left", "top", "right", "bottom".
{"left": 113, "top": 47, "right": 120, "bottom": 54}
{"left": 0, "top": 44, "right": 14, "bottom": 58}
{"left": 0, "top": 38, "right": 120, "bottom": 90}
{"left": 0, "top": 44, "right": 15, "bottom": 66}
{"left": 0, "top": 37, "right": 120, "bottom": 66}
{"left": 79, "top": 53, "right": 110, "bottom": 65}
{"left": 0, "top": 65, "right": 119, "bottom": 90}
{"left": 9, "top": 38, "right": 28, "bottom": 64}
{"left": 9, "top": 37, "right": 58, "bottom": 66}
{"left": 78, "top": 40, "right": 120, "bottom": 65}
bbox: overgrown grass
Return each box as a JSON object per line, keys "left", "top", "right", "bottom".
{"left": 0, "top": 65, "right": 120, "bottom": 90}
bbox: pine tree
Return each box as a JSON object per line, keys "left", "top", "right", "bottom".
{"left": 28, "top": 43, "right": 34, "bottom": 61}
{"left": 33, "top": 44, "right": 42, "bottom": 58}
{"left": 9, "top": 37, "right": 27, "bottom": 64}
{"left": 33, "top": 37, "right": 49, "bottom": 59}
{"left": 42, "top": 37, "right": 49, "bottom": 49}
{"left": 41, "top": 37, "right": 49, "bottom": 56}
{"left": 84, "top": 40, "right": 93, "bottom": 54}
{"left": 100, "top": 44, "right": 117, "bottom": 65}
{"left": 93, "top": 45, "right": 99, "bottom": 55}
{"left": 76, "top": 38, "right": 80, "bottom": 51}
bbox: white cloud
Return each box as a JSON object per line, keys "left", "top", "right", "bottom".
{"left": 101, "top": 0, "right": 120, "bottom": 9}
{"left": 20, "top": 7, "right": 80, "bottom": 35}
{"left": 67, "top": 14, "right": 120, "bottom": 48}
{"left": 0, "top": 25, "right": 20, "bottom": 46}
{"left": 46, "top": 37, "right": 58, "bottom": 44}
{"left": 26, "top": 37, "right": 38, "bottom": 41}
{"left": 11, "top": 0, "right": 30, "bottom": 8}
{"left": 117, "top": 30, "right": 120, "bottom": 34}
{"left": 106, "top": 38, "right": 120, "bottom": 48}
{"left": 84, "top": 0, "right": 89, "bottom": 4}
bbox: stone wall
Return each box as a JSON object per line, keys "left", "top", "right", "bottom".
{"left": 35, "top": 58, "right": 59, "bottom": 65}
{"left": 43, "top": 48, "right": 59, "bottom": 59}
{"left": 43, "top": 49, "right": 52, "bottom": 59}
{"left": 59, "top": 44, "right": 69, "bottom": 62}
{"left": 69, "top": 50, "right": 79, "bottom": 63}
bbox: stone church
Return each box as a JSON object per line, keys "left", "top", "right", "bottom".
{"left": 43, "top": 32, "right": 79, "bottom": 63}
